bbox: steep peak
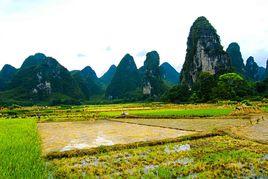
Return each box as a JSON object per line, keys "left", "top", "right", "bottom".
{"left": 34, "top": 53, "right": 46, "bottom": 59}
{"left": 227, "top": 42, "right": 240, "bottom": 51}
{"left": 1, "top": 64, "right": 16, "bottom": 73}
{"left": 160, "top": 62, "right": 180, "bottom": 85}
{"left": 226, "top": 42, "right": 245, "bottom": 75}
{"left": 110, "top": 64, "right": 116, "bottom": 69}
{"left": 0, "top": 64, "right": 17, "bottom": 80}
{"left": 81, "top": 66, "right": 98, "bottom": 79}
{"left": 160, "top": 62, "right": 173, "bottom": 68}
{"left": 21, "top": 53, "right": 47, "bottom": 69}
{"left": 188, "top": 16, "right": 218, "bottom": 45}
{"left": 180, "top": 16, "right": 230, "bottom": 87}
{"left": 144, "top": 51, "right": 160, "bottom": 68}
{"left": 118, "top": 54, "right": 137, "bottom": 71}
{"left": 246, "top": 56, "right": 255, "bottom": 66}
{"left": 105, "top": 54, "right": 141, "bottom": 99}
{"left": 100, "top": 65, "right": 117, "bottom": 85}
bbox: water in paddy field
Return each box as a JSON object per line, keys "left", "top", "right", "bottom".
{"left": 38, "top": 120, "right": 194, "bottom": 154}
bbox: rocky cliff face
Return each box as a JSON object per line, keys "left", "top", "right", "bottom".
{"left": 180, "top": 16, "right": 231, "bottom": 87}
{"left": 226, "top": 42, "right": 245, "bottom": 75}
{"left": 142, "top": 51, "right": 167, "bottom": 96}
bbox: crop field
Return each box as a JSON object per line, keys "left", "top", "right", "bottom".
{"left": 0, "top": 118, "right": 47, "bottom": 178}
{"left": 100, "top": 108, "right": 233, "bottom": 118}
{"left": 50, "top": 135, "right": 268, "bottom": 178}
{"left": 0, "top": 103, "right": 235, "bottom": 122}
{"left": 0, "top": 102, "right": 267, "bottom": 177}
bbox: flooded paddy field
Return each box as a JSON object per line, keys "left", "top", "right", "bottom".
{"left": 38, "top": 120, "right": 194, "bottom": 154}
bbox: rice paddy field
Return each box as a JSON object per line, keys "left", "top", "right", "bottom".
{"left": 0, "top": 102, "right": 267, "bottom": 177}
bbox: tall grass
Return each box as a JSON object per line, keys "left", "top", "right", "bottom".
{"left": 0, "top": 118, "right": 47, "bottom": 178}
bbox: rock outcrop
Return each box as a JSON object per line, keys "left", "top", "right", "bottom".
{"left": 226, "top": 42, "right": 245, "bottom": 75}
{"left": 142, "top": 51, "right": 167, "bottom": 96}
{"left": 100, "top": 65, "right": 116, "bottom": 86}
{"left": 160, "top": 62, "right": 180, "bottom": 85}
{"left": 106, "top": 54, "right": 141, "bottom": 99}
{"left": 180, "top": 16, "right": 231, "bottom": 87}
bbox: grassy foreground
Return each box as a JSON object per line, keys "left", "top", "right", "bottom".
{"left": 0, "top": 118, "right": 47, "bottom": 178}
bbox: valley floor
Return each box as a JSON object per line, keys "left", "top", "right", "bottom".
{"left": 0, "top": 102, "right": 267, "bottom": 178}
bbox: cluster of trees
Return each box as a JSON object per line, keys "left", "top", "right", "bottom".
{"left": 165, "top": 72, "right": 268, "bottom": 103}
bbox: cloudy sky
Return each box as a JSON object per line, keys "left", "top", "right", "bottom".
{"left": 0, "top": 0, "right": 267, "bottom": 77}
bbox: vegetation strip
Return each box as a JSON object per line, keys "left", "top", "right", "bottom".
{"left": 0, "top": 118, "right": 47, "bottom": 178}
{"left": 45, "top": 132, "right": 223, "bottom": 159}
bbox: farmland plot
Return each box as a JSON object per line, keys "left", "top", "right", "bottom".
{"left": 38, "top": 120, "right": 194, "bottom": 154}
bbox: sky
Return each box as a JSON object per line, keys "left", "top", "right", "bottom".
{"left": 0, "top": 0, "right": 267, "bottom": 77}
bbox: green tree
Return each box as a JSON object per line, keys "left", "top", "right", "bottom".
{"left": 215, "top": 73, "right": 249, "bottom": 100}
{"left": 164, "top": 85, "right": 191, "bottom": 103}
{"left": 195, "top": 72, "right": 216, "bottom": 102}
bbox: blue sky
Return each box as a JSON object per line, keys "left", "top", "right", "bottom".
{"left": 0, "top": 0, "right": 267, "bottom": 77}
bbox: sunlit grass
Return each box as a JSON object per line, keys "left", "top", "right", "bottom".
{"left": 100, "top": 108, "right": 233, "bottom": 118}
{"left": 0, "top": 118, "right": 47, "bottom": 178}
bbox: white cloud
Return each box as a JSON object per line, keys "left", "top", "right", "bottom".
{"left": 0, "top": 0, "right": 267, "bottom": 77}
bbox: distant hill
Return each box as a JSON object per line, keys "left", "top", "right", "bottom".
{"left": 72, "top": 66, "right": 104, "bottom": 99}
{"left": 0, "top": 64, "right": 17, "bottom": 91}
{"left": 6, "top": 53, "right": 83, "bottom": 103}
{"left": 106, "top": 54, "right": 141, "bottom": 99}
{"left": 264, "top": 59, "right": 268, "bottom": 79}
{"left": 160, "top": 62, "right": 180, "bottom": 85}
{"left": 245, "top": 56, "right": 266, "bottom": 81}
{"left": 226, "top": 42, "right": 246, "bottom": 76}
{"left": 142, "top": 51, "right": 167, "bottom": 96}
{"left": 100, "top": 65, "right": 116, "bottom": 86}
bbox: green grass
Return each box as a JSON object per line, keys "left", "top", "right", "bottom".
{"left": 263, "top": 106, "right": 268, "bottom": 112}
{"left": 49, "top": 135, "right": 268, "bottom": 177}
{"left": 0, "top": 118, "right": 47, "bottom": 178}
{"left": 100, "top": 108, "right": 233, "bottom": 118}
